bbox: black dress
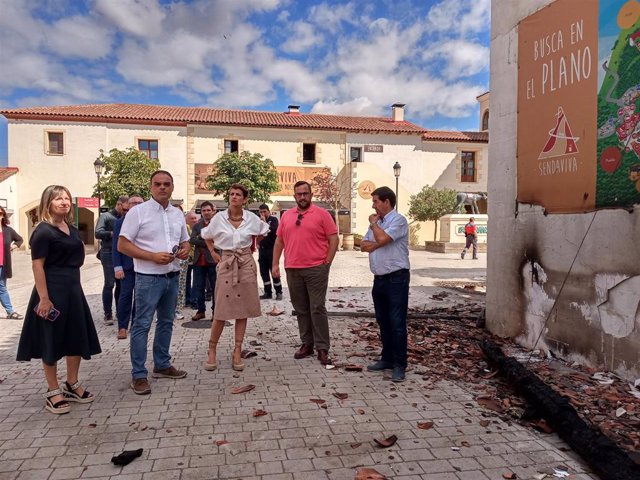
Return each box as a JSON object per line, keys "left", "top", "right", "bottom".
{"left": 16, "top": 222, "right": 101, "bottom": 365}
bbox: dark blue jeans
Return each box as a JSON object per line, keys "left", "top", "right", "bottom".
{"left": 117, "top": 269, "right": 136, "bottom": 330}
{"left": 100, "top": 250, "right": 120, "bottom": 316}
{"left": 193, "top": 264, "right": 217, "bottom": 314}
{"left": 372, "top": 269, "right": 410, "bottom": 370}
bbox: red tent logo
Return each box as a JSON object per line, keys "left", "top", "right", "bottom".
{"left": 538, "top": 107, "right": 580, "bottom": 160}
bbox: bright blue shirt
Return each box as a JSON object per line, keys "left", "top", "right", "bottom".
{"left": 363, "top": 209, "right": 410, "bottom": 276}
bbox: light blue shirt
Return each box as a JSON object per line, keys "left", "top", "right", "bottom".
{"left": 363, "top": 209, "right": 410, "bottom": 276}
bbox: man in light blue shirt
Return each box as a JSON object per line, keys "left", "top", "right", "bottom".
{"left": 361, "top": 186, "right": 410, "bottom": 382}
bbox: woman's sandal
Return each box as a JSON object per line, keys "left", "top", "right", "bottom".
{"left": 204, "top": 340, "right": 217, "bottom": 371}
{"left": 61, "top": 381, "right": 94, "bottom": 404}
{"left": 44, "top": 388, "right": 70, "bottom": 415}
{"left": 232, "top": 343, "right": 245, "bottom": 372}
{"left": 7, "top": 312, "right": 23, "bottom": 320}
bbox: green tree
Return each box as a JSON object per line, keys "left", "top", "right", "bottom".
{"left": 93, "top": 148, "right": 161, "bottom": 207}
{"left": 408, "top": 185, "right": 458, "bottom": 240}
{"left": 206, "top": 151, "right": 279, "bottom": 203}
{"left": 312, "top": 167, "right": 357, "bottom": 236}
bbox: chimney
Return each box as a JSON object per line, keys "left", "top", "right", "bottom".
{"left": 287, "top": 105, "right": 300, "bottom": 115}
{"left": 391, "top": 103, "right": 405, "bottom": 122}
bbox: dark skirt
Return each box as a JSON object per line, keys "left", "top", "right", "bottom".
{"left": 17, "top": 267, "right": 101, "bottom": 365}
{"left": 214, "top": 248, "right": 261, "bottom": 320}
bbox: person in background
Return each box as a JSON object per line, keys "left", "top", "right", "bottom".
{"left": 95, "top": 195, "right": 128, "bottom": 325}
{"left": 177, "top": 211, "right": 198, "bottom": 319}
{"left": 112, "top": 194, "right": 144, "bottom": 339}
{"left": 201, "top": 184, "right": 269, "bottom": 372}
{"left": 361, "top": 186, "right": 410, "bottom": 383}
{"left": 461, "top": 217, "right": 478, "bottom": 260}
{"left": 118, "top": 171, "right": 190, "bottom": 395}
{"left": 0, "top": 206, "right": 24, "bottom": 319}
{"left": 184, "top": 211, "right": 198, "bottom": 309}
{"left": 272, "top": 181, "right": 339, "bottom": 365}
{"left": 257, "top": 204, "right": 283, "bottom": 300}
{"left": 190, "top": 201, "right": 218, "bottom": 321}
{"left": 17, "top": 185, "right": 101, "bottom": 414}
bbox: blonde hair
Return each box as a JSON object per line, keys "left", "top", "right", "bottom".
{"left": 38, "top": 185, "right": 74, "bottom": 225}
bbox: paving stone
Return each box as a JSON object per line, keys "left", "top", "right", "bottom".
{"left": 0, "top": 251, "right": 598, "bottom": 480}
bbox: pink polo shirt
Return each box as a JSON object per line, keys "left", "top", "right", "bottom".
{"left": 277, "top": 205, "right": 337, "bottom": 268}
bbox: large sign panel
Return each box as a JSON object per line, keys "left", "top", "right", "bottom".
{"left": 517, "top": 0, "right": 640, "bottom": 212}
{"left": 194, "top": 164, "right": 325, "bottom": 196}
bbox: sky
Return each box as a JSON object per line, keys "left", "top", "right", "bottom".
{"left": 0, "top": 0, "right": 491, "bottom": 165}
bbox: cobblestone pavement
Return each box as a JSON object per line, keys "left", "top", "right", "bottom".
{"left": 0, "top": 250, "right": 597, "bottom": 480}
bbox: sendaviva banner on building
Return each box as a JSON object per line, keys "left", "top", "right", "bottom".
{"left": 517, "top": 0, "right": 640, "bottom": 213}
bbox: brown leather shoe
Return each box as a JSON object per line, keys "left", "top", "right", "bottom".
{"left": 192, "top": 312, "right": 206, "bottom": 321}
{"left": 117, "top": 329, "right": 127, "bottom": 340}
{"left": 317, "top": 349, "right": 332, "bottom": 365}
{"left": 130, "top": 378, "right": 151, "bottom": 395}
{"left": 294, "top": 344, "right": 314, "bottom": 359}
{"left": 152, "top": 366, "right": 188, "bottom": 379}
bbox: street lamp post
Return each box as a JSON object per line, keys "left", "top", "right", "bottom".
{"left": 393, "top": 161, "right": 401, "bottom": 210}
{"left": 93, "top": 157, "right": 104, "bottom": 213}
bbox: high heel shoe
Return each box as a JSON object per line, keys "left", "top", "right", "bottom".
{"left": 204, "top": 340, "right": 217, "bottom": 371}
{"left": 232, "top": 343, "right": 245, "bottom": 371}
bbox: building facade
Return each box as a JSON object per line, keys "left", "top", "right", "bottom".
{"left": 1, "top": 102, "right": 488, "bottom": 246}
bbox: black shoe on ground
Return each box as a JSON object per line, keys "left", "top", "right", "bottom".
{"left": 259, "top": 293, "right": 272, "bottom": 300}
{"left": 275, "top": 293, "right": 283, "bottom": 300}
{"left": 391, "top": 366, "right": 406, "bottom": 383}
{"left": 367, "top": 361, "right": 393, "bottom": 372}
{"left": 104, "top": 313, "right": 114, "bottom": 325}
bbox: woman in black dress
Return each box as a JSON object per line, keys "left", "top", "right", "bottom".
{"left": 17, "top": 185, "right": 101, "bottom": 415}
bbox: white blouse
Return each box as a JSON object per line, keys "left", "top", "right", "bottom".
{"left": 201, "top": 209, "right": 269, "bottom": 250}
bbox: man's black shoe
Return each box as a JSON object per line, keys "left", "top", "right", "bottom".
{"left": 259, "top": 293, "right": 272, "bottom": 300}
{"left": 367, "top": 361, "right": 393, "bottom": 372}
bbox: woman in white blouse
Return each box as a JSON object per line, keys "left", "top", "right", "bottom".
{"left": 201, "top": 184, "right": 269, "bottom": 371}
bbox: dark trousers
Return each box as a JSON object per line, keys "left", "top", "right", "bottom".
{"left": 193, "top": 264, "right": 217, "bottom": 314}
{"left": 100, "top": 251, "right": 120, "bottom": 315}
{"left": 286, "top": 264, "right": 331, "bottom": 350}
{"left": 372, "top": 269, "right": 410, "bottom": 370}
{"left": 258, "top": 248, "right": 282, "bottom": 295}
{"left": 185, "top": 265, "right": 194, "bottom": 306}
{"left": 117, "top": 269, "right": 136, "bottom": 330}
{"left": 463, "top": 235, "right": 478, "bottom": 258}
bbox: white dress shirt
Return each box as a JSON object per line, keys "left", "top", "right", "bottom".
{"left": 119, "top": 198, "right": 189, "bottom": 274}
{"left": 201, "top": 209, "right": 269, "bottom": 250}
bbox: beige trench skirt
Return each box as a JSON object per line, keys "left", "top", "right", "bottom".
{"left": 214, "top": 247, "right": 261, "bottom": 321}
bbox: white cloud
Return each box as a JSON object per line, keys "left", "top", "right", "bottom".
{"left": 309, "top": 2, "right": 359, "bottom": 33}
{"left": 46, "top": 15, "right": 113, "bottom": 59}
{"left": 281, "top": 21, "right": 322, "bottom": 54}
{"left": 94, "top": 0, "right": 166, "bottom": 38}
{"left": 311, "top": 97, "right": 377, "bottom": 116}
{"left": 426, "top": 0, "right": 490, "bottom": 37}
{"left": 423, "top": 40, "right": 489, "bottom": 79}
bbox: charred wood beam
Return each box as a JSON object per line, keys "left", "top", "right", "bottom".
{"left": 481, "top": 340, "right": 640, "bottom": 480}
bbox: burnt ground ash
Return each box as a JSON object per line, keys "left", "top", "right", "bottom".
{"left": 348, "top": 295, "right": 639, "bottom": 465}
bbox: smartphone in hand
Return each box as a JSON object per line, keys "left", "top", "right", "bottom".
{"left": 34, "top": 306, "right": 60, "bottom": 322}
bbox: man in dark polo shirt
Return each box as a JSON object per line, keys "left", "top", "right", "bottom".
{"left": 258, "top": 204, "right": 283, "bottom": 300}
{"left": 189, "top": 201, "right": 218, "bottom": 320}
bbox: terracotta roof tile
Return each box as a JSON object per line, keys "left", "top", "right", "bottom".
{"left": 422, "top": 130, "right": 488, "bottom": 143}
{"left": 0, "top": 167, "right": 19, "bottom": 183}
{"left": 0, "top": 103, "right": 428, "bottom": 134}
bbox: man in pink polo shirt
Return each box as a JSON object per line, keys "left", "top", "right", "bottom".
{"left": 273, "top": 181, "right": 339, "bottom": 365}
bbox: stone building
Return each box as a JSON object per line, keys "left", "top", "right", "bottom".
{"left": 1, "top": 102, "right": 488, "bottom": 246}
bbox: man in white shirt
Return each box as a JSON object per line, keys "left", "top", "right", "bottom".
{"left": 118, "top": 170, "right": 191, "bottom": 395}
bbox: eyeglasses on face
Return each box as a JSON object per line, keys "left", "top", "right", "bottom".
{"left": 296, "top": 213, "right": 303, "bottom": 226}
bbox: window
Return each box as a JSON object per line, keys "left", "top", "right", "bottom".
{"left": 303, "top": 143, "right": 316, "bottom": 163}
{"left": 138, "top": 139, "right": 158, "bottom": 159}
{"left": 461, "top": 151, "right": 476, "bottom": 182}
{"left": 482, "top": 110, "right": 489, "bottom": 131}
{"left": 350, "top": 147, "right": 362, "bottom": 162}
{"left": 224, "top": 139, "right": 238, "bottom": 154}
{"left": 47, "top": 132, "right": 64, "bottom": 155}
